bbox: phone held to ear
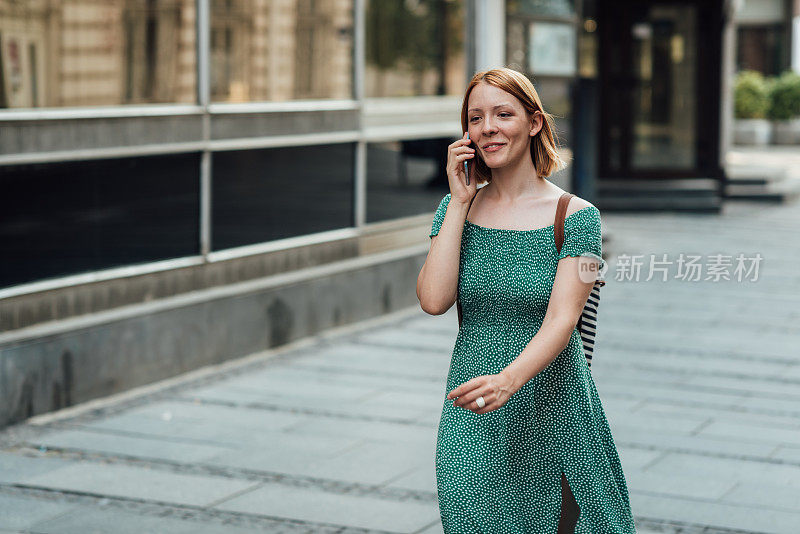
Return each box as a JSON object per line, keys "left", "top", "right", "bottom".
{"left": 465, "top": 132, "right": 471, "bottom": 186}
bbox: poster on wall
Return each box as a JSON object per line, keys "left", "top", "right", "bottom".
{"left": 527, "top": 22, "right": 576, "bottom": 77}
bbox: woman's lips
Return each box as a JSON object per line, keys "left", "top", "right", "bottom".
{"left": 484, "top": 143, "right": 505, "bottom": 152}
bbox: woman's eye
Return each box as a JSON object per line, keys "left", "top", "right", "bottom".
{"left": 469, "top": 113, "right": 510, "bottom": 122}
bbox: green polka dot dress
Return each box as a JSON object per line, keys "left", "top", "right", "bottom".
{"left": 429, "top": 193, "right": 636, "bottom": 533}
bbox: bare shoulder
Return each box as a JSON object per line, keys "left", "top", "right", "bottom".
{"left": 564, "top": 195, "right": 595, "bottom": 217}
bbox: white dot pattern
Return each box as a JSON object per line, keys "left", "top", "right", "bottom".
{"left": 429, "top": 193, "right": 637, "bottom": 533}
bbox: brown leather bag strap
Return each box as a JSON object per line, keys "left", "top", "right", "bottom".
{"left": 457, "top": 192, "right": 478, "bottom": 327}
{"left": 466, "top": 190, "right": 477, "bottom": 215}
{"left": 554, "top": 192, "right": 575, "bottom": 253}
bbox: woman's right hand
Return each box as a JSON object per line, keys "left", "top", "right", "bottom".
{"left": 446, "top": 132, "right": 478, "bottom": 204}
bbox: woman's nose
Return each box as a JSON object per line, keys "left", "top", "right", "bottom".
{"left": 482, "top": 118, "right": 498, "bottom": 135}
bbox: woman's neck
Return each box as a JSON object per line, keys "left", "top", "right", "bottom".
{"left": 485, "top": 160, "right": 553, "bottom": 203}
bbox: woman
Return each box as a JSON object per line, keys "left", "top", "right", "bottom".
{"left": 416, "top": 67, "right": 637, "bottom": 533}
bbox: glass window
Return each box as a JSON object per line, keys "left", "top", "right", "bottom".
{"left": 210, "top": 0, "right": 355, "bottom": 102}
{"left": 737, "top": 25, "right": 788, "bottom": 77}
{"left": 578, "top": 0, "right": 599, "bottom": 79}
{"left": 507, "top": 0, "right": 575, "bottom": 19}
{"left": 211, "top": 143, "right": 355, "bottom": 250}
{"left": 506, "top": 1, "right": 577, "bottom": 146}
{"left": 366, "top": 137, "right": 453, "bottom": 223}
{"left": 0, "top": 0, "right": 197, "bottom": 109}
{"left": 365, "top": 0, "right": 466, "bottom": 97}
{"left": 0, "top": 153, "right": 201, "bottom": 289}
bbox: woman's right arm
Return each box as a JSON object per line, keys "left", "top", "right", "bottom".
{"left": 417, "top": 197, "right": 472, "bottom": 314}
{"left": 417, "top": 133, "right": 477, "bottom": 315}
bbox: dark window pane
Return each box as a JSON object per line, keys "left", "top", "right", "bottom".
{"left": 0, "top": 153, "right": 201, "bottom": 289}
{"left": 211, "top": 144, "right": 355, "bottom": 249}
{"left": 366, "top": 137, "right": 451, "bottom": 223}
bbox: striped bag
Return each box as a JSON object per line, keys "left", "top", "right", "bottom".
{"left": 554, "top": 193, "right": 605, "bottom": 369}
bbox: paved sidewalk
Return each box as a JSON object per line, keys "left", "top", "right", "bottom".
{"left": 0, "top": 191, "right": 798, "bottom": 532}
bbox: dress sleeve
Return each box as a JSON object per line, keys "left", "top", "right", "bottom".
{"left": 557, "top": 205, "right": 606, "bottom": 272}
{"left": 429, "top": 193, "right": 452, "bottom": 239}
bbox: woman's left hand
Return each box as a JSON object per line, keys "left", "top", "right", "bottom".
{"left": 446, "top": 372, "right": 519, "bottom": 414}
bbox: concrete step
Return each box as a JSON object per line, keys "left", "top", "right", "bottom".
{"left": 725, "top": 164, "right": 788, "bottom": 186}
{"left": 597, "top": 196, "right": 722, "bottom": 212}
{"left": 597, "top": 178, "right": 722, "bottom": 212}
{"left": 724, "top": 175, "right": 800, "bottom": 203}
{"left": 722, "top": 163, "right": 800, "bottom": 201}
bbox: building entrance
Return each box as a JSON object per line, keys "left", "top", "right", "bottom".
{"left": 598, "top": 0, "right": 723, "bottom": 183}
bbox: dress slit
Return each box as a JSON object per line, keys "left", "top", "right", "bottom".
{"left": 558, "top": 470, "right": 580, "bottom": 533}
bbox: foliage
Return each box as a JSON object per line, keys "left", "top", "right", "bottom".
{"left": 733, "top": 70, "right": 769, "bottom": 119}
{"left": 766, "top": 70, "right": 800, "bottom": 120}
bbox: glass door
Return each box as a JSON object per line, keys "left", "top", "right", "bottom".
{"left": 599, "top": 0, "right": 708, "bottom": 178}
{"left": 630, "top": 3, "right": 697, "bottom": 170}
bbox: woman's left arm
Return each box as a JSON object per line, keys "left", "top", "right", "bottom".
{"left": 448, "top": 204, "right": 604, "bottom": 414}
{"left": 499, "top": 257, "right": 597, "bottom": 392}
{"left": 448, "top": 257, "right": 598, "bottom": 414}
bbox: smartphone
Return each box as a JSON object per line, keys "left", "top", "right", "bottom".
{"left": 464, "top": 132, "right": 471, "bottom": 186}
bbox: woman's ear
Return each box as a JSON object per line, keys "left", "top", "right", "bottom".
{"left": 529, "top": 110, "right": 543, "bottom": 137}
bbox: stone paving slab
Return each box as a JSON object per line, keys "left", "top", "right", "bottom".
{"left": 771, "top": 444, "right": 800, "bottom": 462}
{"left": 610, "top": 424, "right": 778, "bottom": 458}
{"left": 81, "top": 402, "right": 306, "bottom": 447}
{"left": 289, "top": 353, "right": 446, "bottom": 380}
{"left": 281, "top": 415, "right": 436, "bottom": 447}
{"left": 384, "top": 455, "right": 438, "bottom": 493}
{"left": 615, "top": 446, "right": 663, "bottom": 471}
{"left": 214, "top": 482, "right": 441, "bottom": 532}
{"left": 605, "top": 409, "right": 711, "bottom": 434}
{"left": 631, "top": 402, "right": 800, "bottom": 431}
{"left": 28, "top": 427, "right": 231, "bottom": 463}
{"left": 0, "top": 451, "right": 73, "bottom": 484}
{"left": 205, "top": 436, "right": 429, "bottom": 488}
{"left": 597, "top": 380, "right": 756, "bottom": 408}
{"left": 0, "top": 493, "right": 76, "bottom": 531}
{"left": 218, "top": 358, "right": 446, "bottom": 394}
{"left": 303, "top": 439, "right": 432, "bottom": 486}
{"left": 184, "top": 382, "right": 437, "bottom": 421}
{"left": 624, "top": 468, "right": 739, "bottom": 500}
{"left": 719, "top": 481, "right": 800, "bottom": 511}
{"left": 191, "top": 371, "right": 382, "bottom": 402}
{"left": 647, "top": 452, "right": 800, "bottom": 490}
{"left": 629, "top": 492, "right": 800, "bottom": 534}
{"left": 416, "top": 521, "right": 445, "bottom": 534}
{"left": 27, "top": 505, "right": 263, "bottom": 534}
{"left": 21, "top": 461, "right": 260, "bottom": 507}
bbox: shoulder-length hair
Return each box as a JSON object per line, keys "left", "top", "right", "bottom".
{"left": 460, "top": 67, "right": 567, "bottom": 185}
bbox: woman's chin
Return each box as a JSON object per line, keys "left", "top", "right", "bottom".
{"left": 483, "top": 158, "right": 507, "bottom": 169}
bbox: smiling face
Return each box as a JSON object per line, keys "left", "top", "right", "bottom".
{"left": 466, "top": 82, "right": 542, "bottom": 170}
